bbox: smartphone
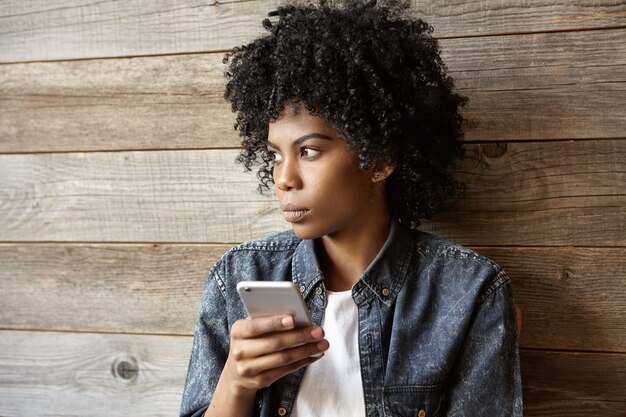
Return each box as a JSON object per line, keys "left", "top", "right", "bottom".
{"left": 236, "top": 281, "right": 312, "bottom": 327}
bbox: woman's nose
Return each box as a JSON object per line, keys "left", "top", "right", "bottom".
{"left": 274, "top": 157, "right": 303, "bottom": 191}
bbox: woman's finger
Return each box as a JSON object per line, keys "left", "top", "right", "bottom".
{"left": 248, "top": 355, "right": 324, "bottom": 389}
{"left": 231, "top": 326, "right": 325, "bottom": 361}
{"left": 235, "top": 339, "right": 330, "bottom": 378}
{"left": 231, "top": 315, "right": 295, "bottom": 339}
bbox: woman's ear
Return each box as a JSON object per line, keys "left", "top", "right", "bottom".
{"left": 371, "top": 162, "right": 396, "bottom": 183}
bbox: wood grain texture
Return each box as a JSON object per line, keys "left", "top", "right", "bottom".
{"left": 0, "top": 330, "right": 191, "bottom": 417}
{"left": 0, "top": 54, "right": 238, "bottom": 151}
{"left": 521, "top": 350, "right": 626, "bottom": 416}
{"left": 0, "top": 149, "right": 282, "bottom": 243}
{"left": 0, "top": 330, "right": 624, "bottom": 416}
{"left": 1, "top": 0, "right": 624, "bottom": 62}
{"left": 420, "top": 139, "right": 626, "bottom": 246}
{"left": 479, "top": 247, "right": 626, "bottom": 352}
{"left": 1, "top": 140, "right": 623, "bottom": 245}
{"left": 0, "top": 244, "right": 222, "bottom": 335}
{"left": 445, "top": 29, "right": 626, "bottom": 141}
{"left": 0, "top": 244, "right": 625, "bottom": 352}
{"left": 1, "top": 29, "right": 625, "bottom": 153}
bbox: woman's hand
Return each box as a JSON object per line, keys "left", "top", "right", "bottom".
{"left": 205, "top": 315, "right": 329, "bottom": 417}
{"left": 225, "top": 315, "right": 329, "bottom": 394}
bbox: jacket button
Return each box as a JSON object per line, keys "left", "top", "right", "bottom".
{"left": 278, "top": 407, "right": 287, "bottom": 416}
{"left": 315, "top": 287, "right": 323, "bottom": 295}
{"left": 418, "top": 409, "right": 426, "bottom": 417}
{"left": 299, "top": 285, "right": 305, "bottom": 293}
{"left": 382, "top": 288, "right": 390, "bottom": 297}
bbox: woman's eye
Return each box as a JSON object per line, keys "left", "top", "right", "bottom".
{"left": 301, "top": 147, "right": 320, "bottom": 158}
{"left": 269, "top": 150, "right": 283, "bottom": 162}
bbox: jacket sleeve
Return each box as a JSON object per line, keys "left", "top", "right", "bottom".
{"left": 443, "top": 273, "right": 523, "bottom": 416}
{"left": 179, "top": 260, "right": 230, "bottom": 417}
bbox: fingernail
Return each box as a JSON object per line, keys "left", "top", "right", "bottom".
{"left": 317, "top": 340, "right": 329, "bottom": 351}
{"left": 282, "top": 316, "right": 294, "bottom": 328}
{"left": 310, "top": 327, "right": 324, "bottom": 339}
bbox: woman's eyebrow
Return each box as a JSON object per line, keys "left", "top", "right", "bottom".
{"left": 267, "top": 133, "right": 333, "bottom": 148}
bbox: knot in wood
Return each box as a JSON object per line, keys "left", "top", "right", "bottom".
{"left": 481, "top": 142, "right": 507, "bottom": 158}
{"left": 560, "top": 268, "right": 573, "bottom": 283}
{"left": 112, "top": 357, "right": 138, "bottom": 381}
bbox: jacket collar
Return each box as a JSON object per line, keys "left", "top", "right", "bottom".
{"left": 291, "top": 219, "right": 414, "bottom": 305}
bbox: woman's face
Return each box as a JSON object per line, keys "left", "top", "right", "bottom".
{"left": 267, "top": 103, "right": 387, "bottom": 240}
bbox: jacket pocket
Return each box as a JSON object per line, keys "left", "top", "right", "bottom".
{"left": 383, "top": 384, "right": 444, "bottom": 417}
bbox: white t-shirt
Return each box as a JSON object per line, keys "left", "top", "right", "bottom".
{"left": 291, "top": 289, "right": 365, "bottom": 417}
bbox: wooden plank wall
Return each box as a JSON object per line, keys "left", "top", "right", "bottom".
{"left": 0, "top": 1, "right": 624, "bottom": 415}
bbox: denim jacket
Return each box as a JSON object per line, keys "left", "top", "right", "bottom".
{"left": 180, "top": 220, "right": 523, "bottom": 417}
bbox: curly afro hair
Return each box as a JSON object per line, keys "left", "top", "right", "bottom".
{"left": 223, "top": 0, "right": 467, "bottom": 229}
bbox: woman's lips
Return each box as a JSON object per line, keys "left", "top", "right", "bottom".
{"left": 280, "top": 204, "right": 309, "bottom": 223}
{"left": 283, "top": 209, "right": 309, "bottom": 223}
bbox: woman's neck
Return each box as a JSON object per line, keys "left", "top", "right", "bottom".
{"left": 316, "top": 212, "right": 391, "bottom": 292}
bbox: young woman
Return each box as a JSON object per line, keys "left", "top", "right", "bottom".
{"left": 180, "top": 1, "right": 523, "bottom": 416}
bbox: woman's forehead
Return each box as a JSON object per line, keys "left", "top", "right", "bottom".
{"left": 269, "top": 105, "right": 336, "bottom": 136}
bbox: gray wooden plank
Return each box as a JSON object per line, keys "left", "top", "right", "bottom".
{"left": 0, "top": 54, "right": 238, "bottom": 151}
{"left": 1, "top": 140, "right": 623, "bottom": 245}
{"left": 0, "top": 330, "right": 624, "bottom": 416}
{"left": 0, "top": 148, "right": 282, "bottom": 243}
{"left": 1, "top": 29, "right": 624, "bottom": 152}
{"left": 1, "top": 0, "right": 624, "bottom": 62}
{"left": 0, "top": 330, "right": 191, "bottom": 417}
{"left": 0, "top": 244, "right": 220, "bottom": 335}
{"left": 0, "top": 244, "right": 625, "bottom": 352}
{"left": 420, "top": 139, "right": 626, "bottom": 246}
{"left": 444, "top": 29, "right": 626, "bottom": 141}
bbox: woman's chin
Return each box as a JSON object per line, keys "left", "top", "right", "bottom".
{"left": 289, "top": 223, "right": 324, "bottom": 240}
